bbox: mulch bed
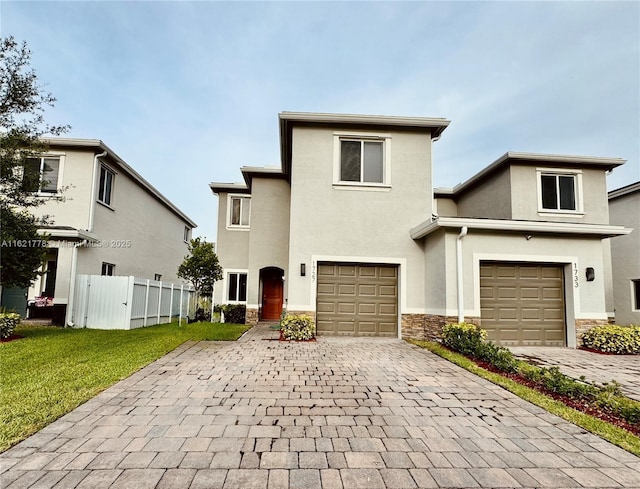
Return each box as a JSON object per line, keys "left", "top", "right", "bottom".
{"left": 0, "top": 334, "right": 23, "bottom": 343}
{"left": 469, "top": 356, "right": 640, "bottom": 436}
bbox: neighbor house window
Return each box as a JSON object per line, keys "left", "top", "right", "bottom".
{"left": 22, "top": 157, "right": 60, "bottom": 193}
{"left": 183, "top": 226, "right": 190, "bottom": 242}
{"left": 340, "top": 139, "right": 384, "bottom": 183}
{"left": 229, "top": 196, "right": 250, "bottom": 228}
{"left": 227, "top": 272, "right": 247, "bottom": 302}
{"left": 538, "top": 170, "right": 582, "bottom": 212}
{"left": 98, "top": 165, "right": 115, "bottom": 206}
{"left": 101, "top": 262, "right": 115, "bottom": 276}
{"left": 154, "top": 274, "right": 162, "bottom": 281}
{"left": 633, "top": 280, "right": 640, "bottom": 311}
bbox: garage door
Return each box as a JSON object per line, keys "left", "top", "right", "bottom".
{"left": 480, "top": 262, "right": 565, "bottom": 346}
{"left": 316, "top": 263, "right": 398, "bottom": 336}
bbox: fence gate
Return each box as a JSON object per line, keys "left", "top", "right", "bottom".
{"left": 73, "top": 275, "right": 195, "bottom": 329}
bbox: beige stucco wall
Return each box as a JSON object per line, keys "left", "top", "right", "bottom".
{"left": 609, "top": 190, "right": 640, "bottom": 325}
{"left": 24, "top": 148, "right": 194, "bottom": 315}
{"left": 75, "top": 161, "right": 191, "bottom": 284}
{"left": 510, "top": 165, "right": 610, "bottom": 224}
{"left": 434, "top": 197, "right": 457, "bottom": 217}
{"left": 425, "top": 228, "right": 611, "bottom": 346}
{"left": 29, "top": 149, "right": 95, "bottom": 230}
{"left": 456, "top": 167, "right": 512, "bottom": 219}
{"left": 286, "top": 126, "right": 434, "bottom": 316}
{"left": 246, "top": 178, "right": 291, "bottom": 308}
{"left": 213, "top": 191, "right": 250, "bottom": 305}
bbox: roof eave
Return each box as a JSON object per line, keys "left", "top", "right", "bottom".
{"left": 411, "top": 217, "right": 632, "bottom": 240}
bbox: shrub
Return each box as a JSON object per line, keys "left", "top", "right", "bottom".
{"left": 280, "top": 314, "right": 315, "bottom": 341}
{"left": 0, "top": 312, "right": 21, "bottom": 339}
{"left": 214, "top": 304, "right": 246, "bottom": 324}
{"left": 581, "top": 324, "right": 640, "bottom": 354}
{"left": 441, "top": 322, "right": 486, "bottom": 356}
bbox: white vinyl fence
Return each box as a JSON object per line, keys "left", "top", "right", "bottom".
{"left": 72, "top": 275, "right": 196, "bottom": 330}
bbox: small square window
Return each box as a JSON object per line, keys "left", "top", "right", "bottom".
{"left": 229, "top": 196, "right": 250, "bottom": 228}
{"left": 101, "top": 262, "right": 115, "bottom": 276}
{"left": 228, "top": 272, "right": 247, "bottom": 302}
{"left": 540, "top": 173, "right": 578, "bottom": 211}
{"left": 154, "top": 274, "right": 162, "bottom": 281}
{"left": 340, "top": 139, "right": 384, "bottom": 184}
{"left": 22, "top": 156, "right": 60, "bottom": 193}
{"left": 98, "top": 165, "right": 115, "bottom": 206}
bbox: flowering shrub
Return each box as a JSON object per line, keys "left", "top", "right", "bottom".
{"left": 280, "top": 314, "right": 315, "bottom": 341}
{"left": 581, "top": 325, "right": 640, "bottom": 354}
{"left": 0, "top": 312, "right": 21, "bottom": 339}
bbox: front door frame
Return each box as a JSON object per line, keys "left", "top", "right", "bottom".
{"left": 260, "top": 267, "right": 284, "bottom": 321}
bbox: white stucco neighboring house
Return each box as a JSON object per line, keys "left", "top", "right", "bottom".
{"left": 210, "top": 111, "right": 631, "bottom": 347}
{"left": 2, "top": 138, "right": 197, "bottom": 324}
{"left": 608, "top": 181, "right": 640, "bottom": 325}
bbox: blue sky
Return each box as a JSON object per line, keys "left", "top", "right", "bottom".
{"left": 3, "top": 1, "right": 638, "bottom": 241}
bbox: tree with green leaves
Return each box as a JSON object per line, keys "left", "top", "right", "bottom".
{"left": 177, "top": 238, "right": 223, "bottom": 299}
{"left": 1, "top": 36, "right": 69, "bottom": 288}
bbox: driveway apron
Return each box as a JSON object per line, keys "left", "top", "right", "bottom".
{"left": 1, "top": 324, "right": 639, "bottom": 489}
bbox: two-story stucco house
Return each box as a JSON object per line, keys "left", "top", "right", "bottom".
{"left": 608, "top": 181, "right": 640, "bottom": 326}
{"left": 10, "top": 138, "right": 196, "bottom": 324}
{"left": 210, "top": 112, "right": 631, "bottom": 347}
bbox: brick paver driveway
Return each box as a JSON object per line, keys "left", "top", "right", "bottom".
{"left": 2, "top": 325, "right": 639, "bottom": 489}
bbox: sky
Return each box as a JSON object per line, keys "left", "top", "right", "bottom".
{"left": 2, "top": 1, "right": 638, "bottom": 241}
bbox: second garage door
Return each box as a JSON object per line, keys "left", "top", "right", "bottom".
{"left": 480, "top": 262, "right": 566, "bottom": 346}
{"left": 316, "top": 263, "right": 398, "bottom": 336}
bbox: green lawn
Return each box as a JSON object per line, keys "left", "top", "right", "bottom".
{"left": 0, "top": 321, "right": 250, "bottom": 452}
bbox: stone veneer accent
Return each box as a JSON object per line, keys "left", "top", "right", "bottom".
{"left": 575, "top": 318, "right": 610, "bottom": 345}
{"left": 245, "top": 308, "right": 259, "bottom": 326}
{"left": 401, "top": 314, "right": 480, "bottom": 341}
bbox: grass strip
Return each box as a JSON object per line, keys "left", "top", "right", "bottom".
{"left": 408, "top": 339, "right": 640, "bottom": 457}
{"left": 0, "top": 321, "right": 249, "bottom": 452}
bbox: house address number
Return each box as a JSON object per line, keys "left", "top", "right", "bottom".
{"left": 573, "top": 263, "right": 579, "bottom": 288}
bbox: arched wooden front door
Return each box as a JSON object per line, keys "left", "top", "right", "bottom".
{"left": 261, "top": 268, "right": 284, "bottom": 320}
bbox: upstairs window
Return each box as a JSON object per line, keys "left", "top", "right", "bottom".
{"left": 22, "top": 157, "right": 60, "bottom": 193}
{"left": 229, "top": 196, "right": 250, "bottom": 228}
{"left": 227, "top": 272, "right": 247, "bottom": 302}
{"left": 340, "top": 139, "right": 384, "bottom": 183}
{"left": 101, "top": 262, "right": 115, "bottom": 276}
{"left": 184, "top": 226, "right": 190, "bottom": 242}
{"left": 537, "top": 169, "right": 582, "bottom": 213}
{"left": 98, "top": 165, "right": 115, "bottom": 206}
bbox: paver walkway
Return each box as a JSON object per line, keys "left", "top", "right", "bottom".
{"left": 1, "top": 324, "right": 639, "bottom": 488}
{"left": 510, "top": 347, "right": 640, "bottom": 401}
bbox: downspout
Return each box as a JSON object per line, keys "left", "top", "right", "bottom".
{"left": 88, "top": 150, "right": 107, "bottom": 232}
{"left": 456, "top": 226, "right": 468, "bottom": 323}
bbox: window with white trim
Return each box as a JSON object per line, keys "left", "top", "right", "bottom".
{"left": 333, "top": 132, "right": 391, "bottom": 188}
{"left": 98, "top": 165, "right": 115, "bottom": 206}
{"left": 183, "top": 226, "right": 190, "bottom": 242}
{"left": 22, "top": 156, "right": 60, "bottom": 193}
{"left": 229, "top": 196, "right": 250, "bottom": 228}
{"left": 633, "top": 280, "right": 640, "bottom": 311}
{"left": 101, "top": 262, "right": 115, "bottom": 276}
{"left": 537, "top": 169, "right": 582, "bottom": 213}
{"left": 340, "top": 139, "right": 384, "bottom": 183}
{"left": 227, "top": 272, "right": 247, "bottom": 302}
